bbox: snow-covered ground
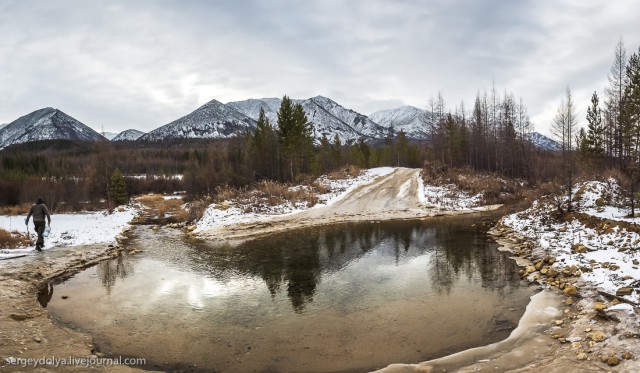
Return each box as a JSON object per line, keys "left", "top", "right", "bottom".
{"left": 500, "top": 180, "right": 640, "bottom": 304}
{"left": 421, "top": 183, "right": 483, "bottom": 210}
{"left": 195, "top": 167, "right": 396, "bottom": 232}
{"left": 0, "top": 207, "right": 137, "bottom": 259}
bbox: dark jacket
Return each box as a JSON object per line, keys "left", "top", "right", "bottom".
{"left": 27, "top": 203, "right": 51, "bottom": 223}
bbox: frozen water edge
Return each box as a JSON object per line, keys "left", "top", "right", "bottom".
{"left": 375, "top": 290, "right": 564, "bottom": 373}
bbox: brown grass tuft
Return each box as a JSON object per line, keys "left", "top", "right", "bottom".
{"left": 136, "top": 194, "right": 189, "bottom": 221}
{"left": 422, "top": 162, "right": 526, "bottom": 204}
{"left": 0, "top": 229, "right": 31, "bottom": 249}
{"left": 0, "top": 203, "right": 34, "bottom": 216}
{"left": 326, "top": 166, "right": 361, "bottom": 180}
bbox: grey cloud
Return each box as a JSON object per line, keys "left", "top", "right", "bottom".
{"left": 1, "top": 0, "right": 640, "bottom": 136}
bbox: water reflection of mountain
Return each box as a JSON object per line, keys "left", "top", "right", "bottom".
{"left": 105, "top": 217, "right": 523, "bottom": 312}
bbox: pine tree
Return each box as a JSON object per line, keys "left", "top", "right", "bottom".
{"left": 277, "top": 96, "right": 314, "bottom": 180}
{"left": 622, "top": 46, "right": 640, "bottom": 216}
{"left": 108, "top": 168, "right": 128, "bottom": 207}
{"left": 585, "top": 91, "right": 605, "bottom": 165}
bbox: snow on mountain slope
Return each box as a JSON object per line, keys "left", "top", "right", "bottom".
{"left": 100, "top": 131, "right": 118, "bottom": 140}
{"left": 140, "top": 99, "right": 256, "bottom": 141}
{"left": 227, "top": 98, "right": 280, "bottom": 126}
{"left": 526, "top": 132, "right": 560, "bottom": 151}
{"left": 369, "top": 105, "right": 430, "bottom": 139}
{"left": 229, "top": 96, "right": 384, "bottom": 143}
{"left": 0, "top": 123, "right": 7, "bottom": 131}
{"left": 306, "top": 96, "right": 386, "bottom": 139}
{"left": 0, "top": 107, "right": 105, "bottom": 149}
{"left": 112, "top": 129, "right": 145, "bottom": 141}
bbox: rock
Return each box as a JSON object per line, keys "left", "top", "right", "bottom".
{"left": 607, "top": 356, "right": 620, "bottom": 366}
{"left": 616, "top": 287, "right": 633, "bottom": 296}
{"left": 554, "top": 320, "right": 564, "bottom": 326}
{"left": 571, "top": 244, "right": 587, "bottom": 254}
{"left": 593, "top": 302, "right": 608, "bottom": 311}
{"left": 622, "top": 352, "right": 634, "bottom": 360}
{"left": 61, "top": 295, "right": 69, "bottom": 299}
{"left": 576, "top": 352, "right": 588, "bottom": 360}
{"left": 563, "top": 285, "right": 578, "bottom": 295}
{"left": 525, "top": 266, "right": 536, "bottom": 274}
{"left": 565, "top": 298, "right": 574, "bottom": 305}
{"left": 588, "top": 331, "right": 607, "bottom": 342}
{"left": 9, "top": 314, "right": 29, "bottom": 321}
{"left": 33, "top": 337, "right": 41, "bottom": 343}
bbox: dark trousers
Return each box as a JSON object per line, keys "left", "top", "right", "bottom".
{"left": 34, "top": 221, "right": 46, "bottom": 246}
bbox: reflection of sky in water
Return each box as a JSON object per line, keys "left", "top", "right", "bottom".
{"left": 66, "top": 220, "right": 524, "bottom": 317}
{"left": 47, "top": 220, "right": 534, "bottom": 372}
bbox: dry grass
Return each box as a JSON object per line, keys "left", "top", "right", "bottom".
{"left": 326, "top": 166, "right": 361, "bottom": 180}
{"left": 0, "top": 203, "right": 33, "bottom": 216}
{"left": 422, "top": 162, "right": 526, "bottom": 204}
{"left": 136, "top": 194, "right": 189, "bottom": 221}
{"left": 185, "top": 196, "right": 213, "bottom": 222}
{"left": 213, "top": 180, "right": 322, "bottom": 209}
{"left": 0, "top": 228, "right": 31, "bottom": 249}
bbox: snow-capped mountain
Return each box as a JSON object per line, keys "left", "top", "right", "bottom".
{"left": 228, "top": 96, "right": 385, "bottom": 143}
{"left": 227, "top": 98, "right": 280, "bottom": 127}
{"left": 526, "top": 132, "right": 560, "bottom": 151}
{"left": 0, "top": 107, "right": 105, "bottom": 149}
{"left": 139, "top": 99, "right": 256, "bottom": 141}
{"left": 305, "top": 96, "right": 386, "bottom": 139}
{"left": 369, "top": 105, "right": 433, "bottom": 139}
{"left": 112, "top": 129, "right": 145, "bottom": 141}
{"left": 100, "top": 131, "right": 118, "bottom": 140}
{"left": 0, "top": 123, "right": 7, "bottom": 131}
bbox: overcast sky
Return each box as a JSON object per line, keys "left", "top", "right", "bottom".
{"left": 1, "top": 0, "right": 640, "bottom": 136}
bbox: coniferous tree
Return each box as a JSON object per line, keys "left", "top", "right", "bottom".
{"left": 108, "top": 168, "right": 128, "bottom": 207}
{"left": 585, "top": 92, "right": 605, "bottom": 166}
{"left": 622, "top": 46, "right": 640, "bottom": 216}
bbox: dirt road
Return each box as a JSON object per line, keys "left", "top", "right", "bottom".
{"left": 200, "top": 168, "right": 498, "bottom": 242}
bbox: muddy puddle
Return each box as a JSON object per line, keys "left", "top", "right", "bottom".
{"left": 46, "top": 218, "right": 536, "bottom": 372}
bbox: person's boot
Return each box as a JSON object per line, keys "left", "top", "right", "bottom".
{"left": 35, "top": 244, "right": 42, "bottom": 251}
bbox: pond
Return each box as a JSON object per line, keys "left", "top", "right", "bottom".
{"left": 45, "top": 217, "right": 535, "bottom": 372}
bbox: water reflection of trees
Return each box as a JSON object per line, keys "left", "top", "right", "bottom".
{"left": 96, "top": 255, "right": 135, "bottom": 295}
{"left": 192, "top": 217, "right": 523, "bottom": 312}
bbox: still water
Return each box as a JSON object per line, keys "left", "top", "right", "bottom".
{"left": 46, "top": 218, "right": 535, "bottom": 372}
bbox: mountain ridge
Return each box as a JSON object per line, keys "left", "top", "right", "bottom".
{"left": 0, "top": 107, "right": 105, "bottom": 149}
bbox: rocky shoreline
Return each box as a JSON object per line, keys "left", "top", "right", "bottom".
{"left": 487, "top": 224, "right": 640, "bottom": 372}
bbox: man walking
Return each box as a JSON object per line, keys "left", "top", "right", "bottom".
{"left": 25, "top": 198, "right": 51, "bottom": 251}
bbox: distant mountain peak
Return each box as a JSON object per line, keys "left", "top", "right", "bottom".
{"left": 140, "top": 99, "right": 256, "bottom": 141}
{"left": 0, "top": 107, "right": 104, "bottom": 149}
{"left": 112, "top": 129, "right": 145, "bottom": 141}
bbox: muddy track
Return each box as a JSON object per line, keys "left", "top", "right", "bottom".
{"left": 0, "top": 239, "right": 153, "bottom": 372}
{"left": 200, "top": 168, "right": 499, "bottom": 242}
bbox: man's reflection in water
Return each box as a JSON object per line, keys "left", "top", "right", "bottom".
{"left": 37, "top": 282, "right": 54, "bottom": 308}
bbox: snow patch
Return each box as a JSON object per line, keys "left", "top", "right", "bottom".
{"left": 0, "top": 207, "right": 137, "bottom": 259}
